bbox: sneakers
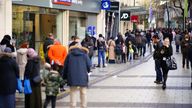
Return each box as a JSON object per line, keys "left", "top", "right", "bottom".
{"left": 154, "top": 80, "right": 163, "bottom": 84}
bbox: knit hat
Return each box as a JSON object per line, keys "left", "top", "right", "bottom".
{"left": 4, "top": 47, "right": 12, "bottom": 53}
{"left": 27, "top": 48, "right": 38, "bottom": 58}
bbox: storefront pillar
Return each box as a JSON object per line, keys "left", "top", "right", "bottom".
{"left": 0, "top": 0, "right": 12, "bottom": 40}
{"left": 62, "top": 10, "right": 69, "bottom": 46}
{"left": 97, "top": 10, "right": 105, "bottom": 38}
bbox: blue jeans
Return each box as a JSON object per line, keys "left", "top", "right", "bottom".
{"left": 98, "top": 50, "right": 105, "bottom": 66}
{"left": 155, "top": 60, "right": 162, "bottom": 81}
{"left": 0, "top": 93, "right": 15, "bottom": 108}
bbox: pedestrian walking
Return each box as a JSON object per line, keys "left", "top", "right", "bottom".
{"left": 121, "top": 43, "right": 127, "bottom": 63}
{"left": 0, "top": 47, "right": 19, "bottom": 108}
{"left": 63, "top": 43, "right": 91, "bottom": 108}
{"left": 159, "top": 38, "right": 173, "bottom": 89}
{"left": 43, "top": 63, "right": 65, "bottom": 108}
{"left": 24, "top": 48, "right": 42, "bottom": 108}
{"left": 181, "top": 34, "right": 190, "bottom": 69}
{"left": 152, "top": 35, "right": 163, "bottom": 84}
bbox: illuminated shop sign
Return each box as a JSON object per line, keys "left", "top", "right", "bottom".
{"left": 52, "top": 0, "right": 72, "bottom": 6}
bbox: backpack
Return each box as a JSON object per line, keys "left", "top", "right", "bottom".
{"left": 115, "top": 44, "right": 122, "bottom": 55}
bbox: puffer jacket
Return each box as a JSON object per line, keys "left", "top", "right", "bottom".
{"left": 16, "top": 48, "right": 28, "bottom": 65}
{"left": 44, "top": 70, "right": 65, "bottom": 96}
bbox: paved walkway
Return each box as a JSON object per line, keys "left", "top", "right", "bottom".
{"left": 16, "top": 46, "right": 192, "bottom": 108}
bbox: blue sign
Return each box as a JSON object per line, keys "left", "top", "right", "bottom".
{"left": 101, "top": 0, "right": 111, "bottom": 10}
{"left": 87, "top": 26, "right": 96, "bottom": 36}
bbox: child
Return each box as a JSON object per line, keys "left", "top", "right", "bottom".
{"left": 121, "top": 43, "right": 127, "bottom": 63}
{"left": 43, "top": 63, "right": 65, "bottom": 108}
{"left": 128, "top": 41, "right": 134, "bottom": 62}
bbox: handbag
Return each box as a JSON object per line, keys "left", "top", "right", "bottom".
{"left": 33, "top": 75, "right": 42, "bottom": 83}
{"left": 166, "top": 56, "right": 177, "bottom": 70}
{"left": 24, "top": 79, "right": 32, "bottom": 94}
{"left": 17, "top": 78, "right": 23, "bottom": 93}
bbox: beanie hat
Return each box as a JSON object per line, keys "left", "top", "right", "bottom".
{"left": 27, "top": 48, "right": 38, "bottom": 58}
{"left": 4, "top": 47, "right": 12, "bottom": 53}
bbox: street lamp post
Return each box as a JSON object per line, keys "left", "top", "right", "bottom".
{"left": 166, "top": 1, "right": 170, "bottom": 29}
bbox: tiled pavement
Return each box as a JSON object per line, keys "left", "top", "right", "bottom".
{"left": 16, "top": 47, "right": 192, "bottom": 108}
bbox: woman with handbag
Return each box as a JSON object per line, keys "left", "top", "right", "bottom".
{"left": 159, "top": 38, "right": 173, "bottom": 90}
{"left": 24, "top": 48, "right": 42, "bottom": 108}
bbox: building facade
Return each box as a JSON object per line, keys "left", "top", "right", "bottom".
{"left": 1, "top": 0, "right": 105, "bottom": 49}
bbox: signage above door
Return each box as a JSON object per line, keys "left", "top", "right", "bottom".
{"left": 52, "top": 0, "right": 72, "bottom": 6}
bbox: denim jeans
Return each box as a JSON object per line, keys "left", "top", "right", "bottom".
{"left": 98, "top": 50, "right": 105, "bottom": 66}
{"left": 155, "top": 60, "right": 162, "bottom": 81}
{"left": 0, "top": 93, "right": 15, "bottom": 108}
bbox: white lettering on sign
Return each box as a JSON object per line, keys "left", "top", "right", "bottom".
{"left": 121, "top": 13, "right": 129, "bottom": 19}
{"left": 72, "top": 0, "right": 83, "bottom": 5}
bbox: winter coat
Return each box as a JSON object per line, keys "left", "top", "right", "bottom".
{"left": 0, "top": 53, "right": 19, "bottom": 94}
{"left": 153, "top": 41, "right": 163, "bottom": 60}
{"left": 24, "top": 56, "right": 42, "bottom": 108}
{"left": 181, "top": 39, "right": 190, "bottom": 56}
{"left": 63, "top": 46, "right": 91, "bottom": 87}
{"left": 16, "top": 48, "right": 28, "bottom": 77}
{"left": 159, "top": 45, "right": 173, "bottom": 60}
{"left": 25, "top": 56, "right": 41, "bottom": 85}
{"left": 81, "top": 38, "right": 94, "bottom": 57}
{"left": 175, "top": 34, "right": 181, "bottom": 45}
{"left": 108, "top": 39, "right": 116, "bottom": 60}
{"left": 97, "top": 37, "right": 107, "bottom": 51}
{"left": 44, "top": 70, "right": 65, "bottom": 96}
{"left": 48, "top": 42, "right": 68, "bottom": 66}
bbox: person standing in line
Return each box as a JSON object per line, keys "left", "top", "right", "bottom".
{"left": 16, "top": 42, "right": 29, "bottom": 81}
{"left": 107, "top": 37, "right": 116, "bottom": 64}
{"left": 121, "top": 42, "right": 127, "bottom": 63}
{"left": 0, "top": 47, "right": 19, "bottom": 108}
{"left": 152, "top": 35, "right": 163, "bottom": 84}
{"left": 159, "top": 38, "right": 173, "bottom": 89}
{"left": 43, "top": 63, "right": 65, "bottom": 108}
{"left": 96, "top": 34, "right": 107, "bottom": 67}
{"left": 43, "top": 33, "right": 54, "bottom": 63}
{"left": 63, "top": 42, "right": 91, "bottom": 108}
{"left": 24, "top": 48, "right": 42, "bottom": 108}
{"left": 128, "top": 41, "right": 134, "bottom": 63}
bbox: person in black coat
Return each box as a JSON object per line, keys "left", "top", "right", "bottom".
{"left": 159, "top": 38, "right": 173, "bottom": 89}
{"left": 63, "top": 44, "right": 91, "bottom": 108}
{"left": 24, "top": 48, "right": 42, "bottom": 108}
{"left": 43, "top": 33, "right": 54, "bottom": 63}
{"left": 0, "top": 47, "right": 19, "bottom": 108}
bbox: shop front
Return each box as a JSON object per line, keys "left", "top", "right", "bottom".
{"left": 12, "top": 0, "right": 101, "bottom": 48}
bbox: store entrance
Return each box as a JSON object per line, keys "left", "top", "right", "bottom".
{"left": 40, "top": 14, "right": 56, "bottom": 40}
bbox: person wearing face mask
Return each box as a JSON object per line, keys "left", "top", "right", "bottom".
{"left": 181, "top": 34, "right": 190, "bottom": 69}
{"left": 159, "top": 38, "right": 173, "bottom": 89}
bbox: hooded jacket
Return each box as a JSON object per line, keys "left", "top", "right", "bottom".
{"left": 0, "top": 53, "right": 19, "bottom": 94}
{"left": 63, "top": 46, "right": 91, "bottom": 87}
{"left": 16, "top": 48, "right": 28, "bottom": 65}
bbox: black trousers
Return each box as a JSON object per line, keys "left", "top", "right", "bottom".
{"left": 161, "top": 60, "right": 169, "bottom": 85}
{"left": 44, "top": 95, "right": 57, "bottom": 108}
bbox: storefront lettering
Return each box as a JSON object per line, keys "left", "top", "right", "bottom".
{"left": 72, "top": 0, "right": 83, "bottom": 5}
{"left": 52, "top": 0, "right": 72, "bottom": 6}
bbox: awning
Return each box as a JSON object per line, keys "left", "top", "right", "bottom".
{"left": 121, "top": 6, "right": 147, "bottom": 15}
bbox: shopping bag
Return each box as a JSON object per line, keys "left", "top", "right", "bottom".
{"left": 24, "top": 79, "right": 32, "bottom": 94}
{"left": 16, "top": 79, "right": 23, "bottom": 93}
